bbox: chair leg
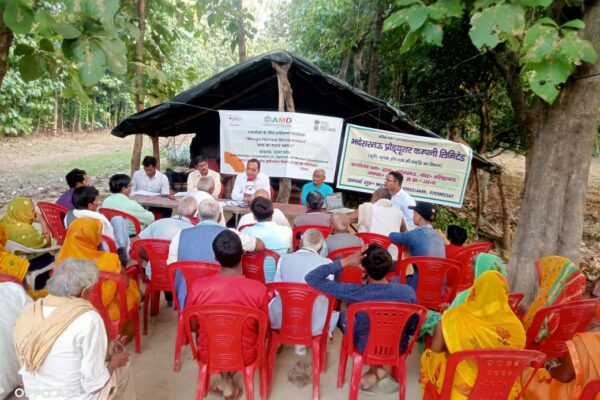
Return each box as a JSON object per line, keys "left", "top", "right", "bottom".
{"left": 197, "top": 364, "right": 208, "bottom": 400}
{"left": 132, "top": 309, "right": 141, "bottom": 353}
{"left": 150, "top": 291, "right": 160, "bottom": 316}
{"left": 244, "top": 366, "right": 256, "bottom": 400}
{"left": 311, "top": 339, "right": 321, "bottom": 400}
{"left": 337, "top": 336, "right": 348, "bottom": 388}
{"left": 267, "top": 334, "right": 280, "bottom": 390}
{"left": 349, "top": 354, "right": 364, "bottom": 400}
{"left": 143, "top": 287, "right": 151, "bottom": 335}
{"left": 174, "top": 317, "right": 183, "bottom": 372}
{"left": 396, "top": 361, "right": 406, "bottom": 400}
{"left": 319, "top": 334, "right": 327, "bottom": 373}
{"left": 260, "top": 360, "right": 268, "bottom": 400}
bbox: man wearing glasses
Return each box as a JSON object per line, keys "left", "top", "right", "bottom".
{"left": 384, "top": 171, "right": 417, "bottom": 231}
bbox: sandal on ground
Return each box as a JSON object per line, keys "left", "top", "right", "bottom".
{"left": 378, "top": 376, "right": 400, "bottom": 394}
{"left": 223, "top": 386, "right": 242, "bottom": 400}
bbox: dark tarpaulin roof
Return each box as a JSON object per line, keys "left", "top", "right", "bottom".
{"left": 112, "top": 49, "right": 494, "bottom": 170}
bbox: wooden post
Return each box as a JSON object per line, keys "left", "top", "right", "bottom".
{"left": 496, "top": 169, "right": 511, "bottom": 252}
{"left": 272, "top": 62, "right": 294, "bottom": 204}
{"left": 130, "top": 0, "right": 146, "bottom": 176}
{"left": 152, "top": 134, "right": 160, "bottom": 170}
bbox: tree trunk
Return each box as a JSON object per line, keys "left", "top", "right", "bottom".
{"left": 52, "top": 91, "right": 58, "bottom": 135}
{"left": 152, "top": 134, "right": 160, "bottom": 170}
{"left": 0, "top": 14, "right": 12, "bottom": 90}
{"left": 367, "top": 5, "right": 385, "bottom": 96}
{"left": 236, "top": 0, "right": 247, "bottom": 62}
{"left": 272, "top": 62, "right": 295, "bottom": 204}
{"left": 352, "top": 36, "right": 367, "bottom": 90}
{"left": 477, "top": 98, "right": 491, "bottom": 154}
{"left": 90, "top": 95, "right": 95, "bottom": 133}
{"left": 338, "top": 49, "right": 352, "bottom": 81}
{"left": 508, "top": 0, "right": 600, "bottom": 302}
{"left": 131, "top": 0, "right": 146, "bottom": 176}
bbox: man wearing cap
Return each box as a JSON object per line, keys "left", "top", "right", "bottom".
{"left": 231, "top": 158, "right": 271, "bottom": 202}
{"left": 388, "top": 201, "right": 445, "bottom": 258}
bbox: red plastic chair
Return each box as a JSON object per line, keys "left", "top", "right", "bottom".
{"left": 328, "top": 246, "right": 362, "bottom": 261}
{"left": 130, "top": 239, "right": 171, "bottom": 334}
{"left": 424, "top": 348, "right": 546, "bottom": 399}
{"left": 238, "top": 223, "right": 256, "bottom": 231}
{"left": 0, "top": 272, "right": 22, "bottom": 284}
{"left": 525, "top": 298, "right": 597, "bottom": 358}
{"left": 101, "top": 235, "right": 118, "bottom": 253}
{"left": 183, "top": 305, "right": 268, "bottom": 400}
{"left": 242, "top": 249, "right": 280, "bottom": 284}
{"left": 397, "top": 257, "right": 460, "bottom": 312}
{"left": 337, "top": 302, "right": 427, "bottom": 400}
{"left": 581, "top": 379, "right": 600, "bottom": 400}
{"left": 355, "top": 232, "right": 406, "bottom": 262}
{"left": 508, "top": 293, "right": 525, "bottom": 314}
{"left": 450, "top": 242, "right": 493, "bottom": 292}
{"left": 267, "top": 283, "right": 335, "bottom": 400}
{"left": 37, "top": 201, "right": 67, "bottom": 245}
{"left": 99, "top": 208, "right": 142, "bottom": 235}
{"left": 218, "top": 183, "right": 224, "bottom": 199}
{"left": 292, "top": 225, "right": 332, "bottom": 251}
{"left": 167, "top": 261, "right": 221, "bottom": 372}
{"left": 327, "top": 247, "right": 364, "bottom": 285}
{"left": 88, "top": 271, "right": 141, "bottom": 353}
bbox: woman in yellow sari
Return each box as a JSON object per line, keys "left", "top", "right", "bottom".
{"left": 0, "top": 225, "right": 29, "bottom": 281}
{"left": 55, "top": 217, "right": 140, "bottom": 321}
{"left": 421, "top": 271, "right": 526, "bottom": 399}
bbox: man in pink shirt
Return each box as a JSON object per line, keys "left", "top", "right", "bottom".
{"left": 188, "top": 229, "right": 268, "bottom": 399}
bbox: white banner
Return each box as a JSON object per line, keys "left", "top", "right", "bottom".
{"left": 337, "top": 124, "right": 473, "bottom": 207}
{"left": 219, "top": 110, "right": 344, "bottom": 181}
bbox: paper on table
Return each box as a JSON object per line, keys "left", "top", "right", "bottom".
{"left": 174, "top": 192, "right": 193, "bottom": 197}
{"left": 131, "top": 190, "right": 161, "bottom": 197}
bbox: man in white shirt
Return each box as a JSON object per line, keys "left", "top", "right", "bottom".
{"left": 231, "top": 158, "right": 271, "bottom": 202}
{"left": 236, "top": 189, "right": 290, "bottom": 229}
{"left": 187, "top": 156, "right": 222, "bottom": 199}
{"left": 131, "top": 156, "right": 170, "bottom": 195}
{"left": 191, "top": 176, "right": 226, "bottom": 226}
{"left": 14, "top": 259, "right": 135, "bottom": 400}
{"left": 352, "top": 187, "right": 405, "bottom": 234}
{"left": 384, "top": 171, "right": 417, "bottom": 231}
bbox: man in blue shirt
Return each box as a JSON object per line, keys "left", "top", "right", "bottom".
{"left": 301, "top": 168, "right": 333, "bottom": 205}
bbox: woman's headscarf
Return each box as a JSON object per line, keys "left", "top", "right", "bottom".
{"left": 0, "top": 197, "right": 47, "bottom": 249}
{"left": 448, "top": 253, "right": 507, "bottom": 310}
{"left": 0, "top": 225, "right": 29, "bottom": 281}
{"left": 522, "top": 256, "right": 586, "bottom": 333}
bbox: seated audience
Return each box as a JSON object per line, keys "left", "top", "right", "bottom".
{"left": 188, "top": 230, "right": 268, "bottom": 400}
{"left": 138, "top": 196, "right": 197, "bottom": 242}
{"left": 244, "top": 197, "right": 293, "bottom": 282}
{"left": 231, "top": 158, "right": 271, "bottom": 202}
{"left": 293, "top": 191, "right": 330, "bottom": 227}
{"left": 191, "top": 176, "right": 226, "bottom": 226}
{"left": 324, "top": 213, "right": 364, "bottom": 257}
{"left": 384, "top": 171, "right": 417, "bottom": 231}
{"left": 445, "top": 224, "right": 467, "bottom": 260}
{"left": 187, "top": 156, "right": 222, "bottom": 198}
{"left": 131, "top": 155, "right": 169, "bottom": 195}
{"left": 522, "top": 256, "right": 586, "bottom": 342}
{"left": 305, "top": 244, "right": 417, "bottom": 391}
{"left": 421, "top": 271, "right": 525, "bottom": 399}
{"left": 0, "top": 282, "right": 31, "bottom": 399}
{"left": 0, "top": 197, "right": 54, "bottom": 289}
{"left": 102, "top": 174, "right": 155, "bottom": 236}
{"left": 56, "top": 218, "right": 141, "bottom": 321}
{"left": 270, "top": 229, "right": 331, "bottom": 354}
{"left": 236, "top": 189, "right": 290, "bottom": 229}
{"left": 301, "top": 168, "right": 333, "bottom": 205}
{"left": 64, "top": 186, "right": 115, "bottom": 239}
{"left": 14, "top": 259, "right": 135, "bottom": 400}
{"left": 56, "top": 168, "right": 89, "bottom": 211}
{"left": 167, "top": 199, "right": 262, "bottom": 309}
{"left": 389, "top": 201, "right": 445, "bottom": 257}
{"left": 0, "top": 224, "right": 29, "bottom": 282}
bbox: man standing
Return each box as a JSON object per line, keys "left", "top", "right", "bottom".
{"left": 352, "top": 187, "right": 405, "bottom": 234}
{"left": 14, "top": 259, "right": 135, "bottom": 400}
{"left": 56, "top": 168, "right": 89, "bottom": 211}
{"left": 301, "top": 168, "right": 333, "bottom": 205}
{"left": 187, "top": 156, "right": 222, "bottom": 199}
{"left": 389, "top": 201, "right": 445, "bottom": 258}
{"left": 384, "top": 171, "right": 416, "bottom": 231}
{"left": 231, "top": 159, "right": 271, "bottom": 202}
{"left": 131, "top": 156, "right": 170, "bottom": 195}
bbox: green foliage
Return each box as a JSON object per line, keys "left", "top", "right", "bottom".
{"left": 432, "top": 206, "right": 478, "bottom": 239}
{"left": 384, "top": 0, "right": 598, "bottom": 104}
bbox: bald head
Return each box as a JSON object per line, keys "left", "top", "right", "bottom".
{"left": 371, "top": 187, "right": 392, "bottom": 202}
{"left": 197, "top": 176, "right": 215, "bottom": 193}
{"left": 254, "top": 189, "right": 270, "bottom": 199}
{"left": 330, "top": 213, "right": 350, "bottom": 233}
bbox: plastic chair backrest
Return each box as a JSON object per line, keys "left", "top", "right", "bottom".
{"left": 37, "top": 201, "right": 68, "bottom": 245}
{"left": 339, "top": 266, "right": 364, "bottom": 284}
{"left": 345, "top": 302, "right": 427, "bottom": 365}
{"left": 167, "top": 261, "right": 220, "bottom": 311}
{"left": 292, "top": 225, "right": 332, "bottom": 251}
{"left": 183, "top": 304, "right": 267, "bottom": 371}
{"left": 238, "top": 223, "right": 256, "bottom": 231}
{"left": 508, "top": 293, "right": 525, "bottom": 313}
{"left": 242, "top": 249, "right": 280, "bottom": 284}
{"left": 0, "top": 272, "right": 22, "bottom": 284}
{"left": 434, "top": 349, "right": 546, "bottom": 399}
{"left": 99, "top": 208, "right": 142, "bottom": 235}
{"left": 580, "top": 379, "right": 600, "bottom": 400}
{"left": 218, "top": 183, "right": 224, "bottom": 199}
{"left": 267, "top": 282, "right": 334, "bottom": 342}
{"left": 397, "top": 256, "right": 460, "bottom": 311}
{"left": 328, "top": 246, "right": 362, "bottom": 261}
{"left": 88, "top": 271, "right": 128, "bottom": 339}
{"left": 451, "top": 242, "right": 493, "bottom": 291}
{"left": 131, "top": 239, "right": 170, "bottom": 288}
{"left": 101, "top": 235, "right": 118, "bottom": 254}
{"left": 526, "top": 298, "right": 597, "bottom": 357}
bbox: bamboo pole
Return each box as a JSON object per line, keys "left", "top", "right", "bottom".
{"left": 272, "top": 62, "right": 294, "bottom": 204}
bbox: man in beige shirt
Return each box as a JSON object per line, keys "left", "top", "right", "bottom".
{"left": 187, "top": 156, "right": 222, "bottom": 198}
